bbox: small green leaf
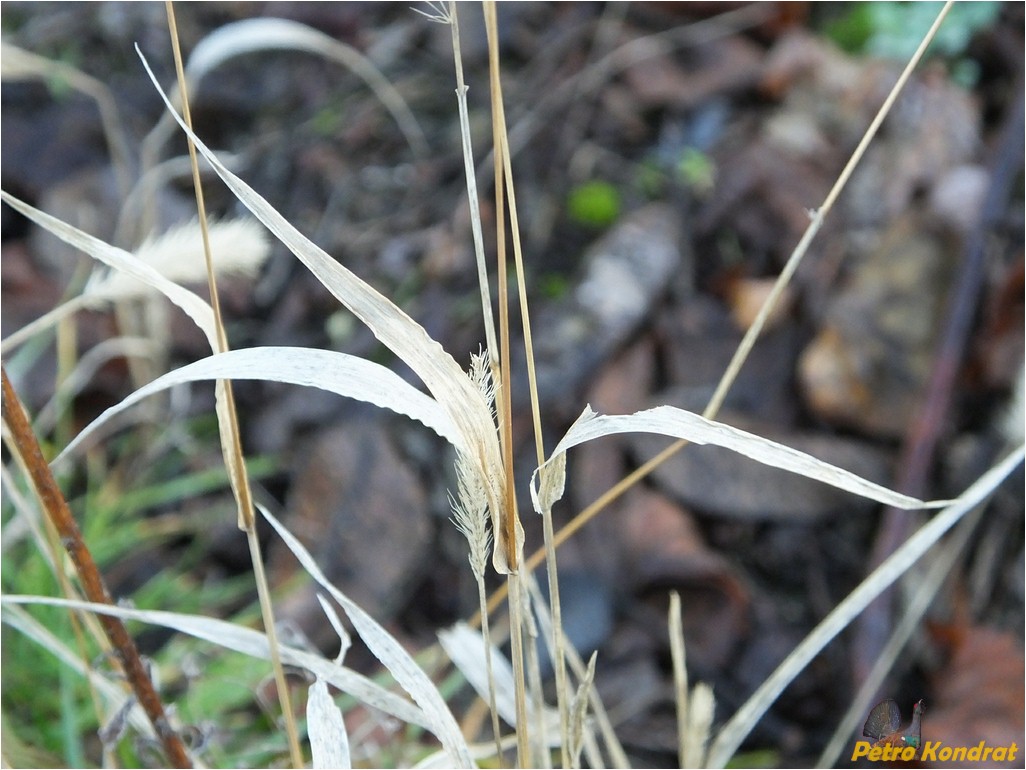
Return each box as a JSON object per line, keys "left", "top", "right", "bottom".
{"left": 567, "top": 180, "right": 621, "bottom": 227}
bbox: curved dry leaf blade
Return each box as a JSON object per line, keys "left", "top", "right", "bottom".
{"left": 4, "top": 219, "right": 266, "bottom": 353}
{"left": 1, "top": 193, "right": 258, "bottom": 528}
{"left": 54, "top": 347, "right": 463, "bottom": 467}
{"left": 0, "top": 191, "right": 217, "bottom": 349}
{"left": 316, "top": 593, "right": 353, "bottom": 664}
{"left": 184, "top": 18, "right": 427, "bottom": 156}
{"left": 308, "top": 679, "right": 351, "bottom": 770}
{"left": 686, "top": 683, "right": 716, "bottom": 768}
{"left": 568, "top": 651, "right": 598, "bottom": 767}
{"left": 138, "top": 54, "right": 515, "bottom": 572}
{"left": 533, "top": 406, "right": 953, "bottom": 513}
{"left": 259, "top": 504, "right": 475, "bottom": 768}
{"left": 705, "top": 445, "right": 1025, "bottom": 767}
{"left": 1, "top": 595, "right": 431, "bottom": 730}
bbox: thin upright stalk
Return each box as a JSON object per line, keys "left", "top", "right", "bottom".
{"left": 497, "top": 82, "right": 572, "bottom": 770}
{"left": 164, "top": 4, "right": 303, "bottom": 765}
{"left": 483, "top": 2, "right": 530, "bottom": 765}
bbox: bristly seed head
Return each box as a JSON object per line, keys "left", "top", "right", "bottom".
{"left": 449, "top": 452, "right": 491, "bottom": 578}
{"left": 469, "top": 348, "right": 496, "bottom": 423}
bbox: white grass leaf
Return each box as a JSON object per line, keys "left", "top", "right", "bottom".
{"left": 705, "top": 444, "right": 1025, "bottom": 767}
{"left": 308, "top": 679, "right": 351, "bottom": 770}
{"left": 0, "top": 191, "right": 217, "bottom": 350}
{"left": 316, "top": 593, "right": 353, "bottom": 664}
{"left": 0, "top": 215, "right": 264, "bottom": 353}
{"left": 54, "top": 347, "right": 462, "bottom": 466}
{"left": 536, "top": 450, "right": 566, "bottom": 514}
{"left": 259, "top": 504, "right": 475, "bottom": 768}
{"left": 139, "top": 52, "right": 517, "bottom": 573}
{"left": 686, "top": 683, "right": 715, "bottom": 768}
{"left": 438, "top": 622, "right": 561, "bottom": 734}
{"left": 183, "top": 18, "right": 427, "bottom": 156}
{"left": 0, "top": 202, "right": 259, "bottom": 530}
{"left": 532, "top": 406, "right": 954, "bottom": 514}
{"left": 0, "top": 595, "right": 432, "bottom": 731}
{"left": 568, "top": 652, "right": 597, "bottom": 769}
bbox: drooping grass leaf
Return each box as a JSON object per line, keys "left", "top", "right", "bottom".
{"left": 139, "top": 51, "right": 520, "bottom": 573}
{"left": 259, "top": 503, "right": 475, "bottom": 768}
{"left": 55, "top": 346, "right": 462, "bottom": 466}
{"left": 1, "top": 595, "right": 433, "bottom": 731}
{"left": 308, "top": 679, "right": 351, "bottom": 770}
{"left": 532, "top": 405, "right": 955, "bottom": 514}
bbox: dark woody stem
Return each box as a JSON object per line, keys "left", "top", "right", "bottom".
{"left": 1, "top": 365, "right": 192, "bottom": 769}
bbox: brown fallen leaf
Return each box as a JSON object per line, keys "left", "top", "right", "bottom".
{"left": 271, "top": 418, "right": 432, "bottom": 649}
{"left": 620, "top": 486, "right": 749, "bottom": 670}
{"left": 799, "top": 212, "right": 961, "bottom": 439}
{"left": 922, "top": 625, "right": 1025, "bottom": 768}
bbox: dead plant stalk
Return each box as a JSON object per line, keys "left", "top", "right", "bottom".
{"left": 1, "top": 365, "right": 192, "bottom": 769}
{"left": 164, "top": 3, "right": 303, "bottom": 766}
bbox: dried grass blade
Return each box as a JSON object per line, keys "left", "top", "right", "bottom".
{"left": 1, "top": 219, "right": 267, "bottom": 354}
{"left": 438, "top": 622, "right": 560, "bottom": 734}
{"left": 184, "top": 18, "right": 426, "bottom": 156}
{"left": 0, "top": 192, "right": 217, "bottom": 349}
{"left": 705, "top": 445, "right": 1024, "bottom": 767}
{"left": 817, "top": 504, "right": 984, "bottom": 767}
{"left": 446, "top": 1, "right": 498, "bottom": 362}
{"left": 54, "top": 347, "right": 463, "bottom": 466}
{"left": 1, "top": 595, "right": 432, "bottom": 730}
{"left": 308, "top": 679, "right": 351, "bottom": 770}
{"left": 567, "top": 652, "right": 597, "bottom": 769}
{"left": 137, "top": 52, "right": 514, "bottom": 573}
{"left": 669, "top": 591, "right": 689, "bottom": 768}
{"left": 533, "top": 407, "right": 954, "bottom": 513}
{"left": 258, "top": 504, "right": 475, "bottom": 768}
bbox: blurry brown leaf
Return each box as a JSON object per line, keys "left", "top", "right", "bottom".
{"left": 272, "top": 419, "right": 431, "bottom": 649}
{"left": 621, "top": 486, "right": 749, "bottom": 670}
{"left": 850, "top": 65, "right": 981, "bottom": 226}
{"left": 621, "top": 35, "right": 761, "bottom": 110}
{"left": 799, "top": 213, "right": 961, "bottom": 438}
{"left": 727, "top": 275, "right": 794, "bottom": 332}
{"left": 923, "top": 625, "right": 1024, "bottom": 768}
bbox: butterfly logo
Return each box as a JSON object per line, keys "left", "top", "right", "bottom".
{"left": 863, "top": 698, "right": 925, "bottom": 756}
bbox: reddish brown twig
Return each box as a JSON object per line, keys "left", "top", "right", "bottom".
{"left": 1, "top": 365, "right": 192, "bottom": 768}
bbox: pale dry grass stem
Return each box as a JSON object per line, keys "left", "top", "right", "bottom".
{"left": 479, "top": 1, "right": 575, "bottom": 761}
{"left": 165, "top": 2, "right": 302, "bottom": 765}
{"left": 482, "top": 2, "right": 532, "bottom": 763}
{"left": 670, "top": 591, "right": 715, "bottom": 768}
